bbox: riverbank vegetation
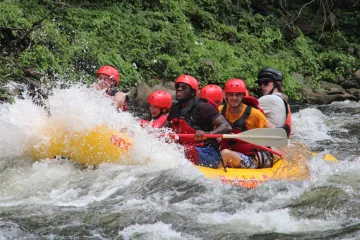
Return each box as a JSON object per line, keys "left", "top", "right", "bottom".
{"left": 1, "top": 0, "right": 359, "bottom": 101}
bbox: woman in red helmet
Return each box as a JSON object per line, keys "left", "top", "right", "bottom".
{"left": 219, "top": 78, "right": 274, "bottom": 169}
{"left": 92, "top": 65, "right": 126, "bottom": 111}
{"left": 140, "top": 90, "right": 173, "bottom": 128}
{"left": 200, "top": 84, "right": 223, "bottom": 106}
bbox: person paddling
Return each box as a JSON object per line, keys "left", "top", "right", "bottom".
{"left": 165, "top": 75, "right": 231, "bottom": 168}
{"left": 257, "top": 68, "right": 292, "bottom": 138}
{"left": 92, "top": 65, "right": 127, "bottom": 111}
{"left": 219, "top": 79, "right": 275, "bottom": 168}
{"left": 140, "top": 90, "right": 172, "bottom": 128}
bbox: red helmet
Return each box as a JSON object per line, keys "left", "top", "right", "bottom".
{"left": 96, "top": 65, "right": 120, "bottom": 85}
{"left": 224, "top": 79, "right": 247, "bottom": 94}
{"left": 147, "top": 90, "right": 172, "bottom": 109}
{"left": 200, "top": 84, "right": 223, "bottom": 103}
{"left": 175, "top": 75, "right": 199, "bottom": 93}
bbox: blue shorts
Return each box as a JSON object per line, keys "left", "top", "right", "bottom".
{"left": 195, "top": 146, "right": 221, "bottom": 168}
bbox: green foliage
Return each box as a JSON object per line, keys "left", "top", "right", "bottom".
{"left": 0, "top": 0, "right": 359, "bottom": 101}
{"left": 0, "top": 2, "right": 30, "bottom": 28}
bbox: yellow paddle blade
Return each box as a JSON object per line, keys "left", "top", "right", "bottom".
{"left": 312, "top": 152, "right": 339, "bottom": 162}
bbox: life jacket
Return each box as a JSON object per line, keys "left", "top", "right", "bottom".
{"left": 106, "top": 88, "right": 127, "bottom": 111}
{"left": 169, "top": 97, "right": 218, "bottom": 147}
{"left": 274, "top": 94, "right": 292, "bottom": 138}
{"left": 203, "top": 97, "right": 219, "bottom": 109}
{"left": 242, "top": 96, "right": 265, "bottom": 115}
{"left": 139, "top": 115, "right": 168, "bottom": 128}
{"left": 220, "top": 103, "right": 257, "bottom": 156}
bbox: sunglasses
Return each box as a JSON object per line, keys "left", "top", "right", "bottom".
{"left": 175, "top": 83, "right": 191, "bottom": 90}
{"left": 257, "top": 80, "right": 271, "bottom": 87}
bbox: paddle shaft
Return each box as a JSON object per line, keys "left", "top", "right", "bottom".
{"left": 175, "top": 133, "right": 283, "bottom": 157}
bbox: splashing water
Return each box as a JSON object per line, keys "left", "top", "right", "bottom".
{"left": 0, "top": 86, "right": 360, "bottom": 239}
{"left": 0, "top": 84, "right": 187, "bottom": 169}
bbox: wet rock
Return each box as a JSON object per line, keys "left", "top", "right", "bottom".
{"left": 292, "top": 73, "right": 305, "bottom": 84}
{"left": 319, "top": 81, "right": 347, "bottom": 95}
{"left": 347, "top": 88, "right": 360, "bottom": 99}
{"left": 134, "top": 81, "right": 175, "bottom": 108}
{"left": 353, "top": 69, "right": 360, "bottom": 83}
{"left": 341, "top": 79, "right": 359, "bottom": 89}
{"left": 346, "top": 47, "right": 355, "bottom": 54}
{"left": 335, "top": 75, "right": 345, "bottom": 85}
{"left": 134, "top": 82, "right": 152, "bottom": 108}
{"left": 302, "top": 81, "right": 357, "bottom": 104}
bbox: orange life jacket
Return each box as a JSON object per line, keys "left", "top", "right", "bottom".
{"left": 220, "top": 103, "right": 257, "bottom": 155}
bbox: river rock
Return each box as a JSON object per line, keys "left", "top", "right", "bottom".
{"left": 134, "top": 81, "right": 175, "bottom": 108}
{"left": 354, "top": 69, "right": 360, "bottom": 83}
{"left": 302, "top": 81, "right": 357, "bottom": 104}
{"left": 292, "top": 73, "right": 305, "bottom": 84}
{"left": 347, "top": 88, "right": 360, "bottom": 99}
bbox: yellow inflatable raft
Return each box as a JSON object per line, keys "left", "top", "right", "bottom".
{"left": 198, "top": 142, "right": 338, "bottom": 188}
{"left": 31, "top": 125, "right": 337, "bottom": 188}
{"left": 31, "top": 125, "right": 133, "bottom": 165}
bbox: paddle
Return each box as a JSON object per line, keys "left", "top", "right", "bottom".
{"left": 176, "top": 128, "right": 288, "bottom": 148}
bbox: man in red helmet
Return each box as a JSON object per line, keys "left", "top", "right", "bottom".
{"left": 166, "top": 75, "right": 232, "bottom": 168}
{"left": 139, "top": 90, "right": 172, "bottom": 128}
{"left": 92, "top": 65, "right": 126, "bottom": 111}
{"left": 219, "top": 78, "right": 274, "bottom": 169}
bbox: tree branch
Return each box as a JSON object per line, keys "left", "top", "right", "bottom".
{"left": 0, "top": 26, "right": 24, "bottom": 31}
{"left": 318, "top": 0, "right": 327, "bottom": 42}
{"left": 292, "top": 0, "right": 317, "bottom": 24}
{"left": 54, "top": 2, "right": 71, "bottom": 7}
{"left": 12, "top": 18, "right": 45, "bottom": 44}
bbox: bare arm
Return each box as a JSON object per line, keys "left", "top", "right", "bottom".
{"left": 209, "top": 115, "right": 232, "bottom": 134}
{"left": 114, "top": 92, "right": 126, "bottom": 110}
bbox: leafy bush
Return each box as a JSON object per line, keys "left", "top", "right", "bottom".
{"left": 0, "top": 0, "right": 359, "bottom": 100}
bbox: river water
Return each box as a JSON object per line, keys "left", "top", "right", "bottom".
{"left": 0, "top": 85, "right": 359, "bottom": 240}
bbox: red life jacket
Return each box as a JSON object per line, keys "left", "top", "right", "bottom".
{"left": 151, "top": 115, "right": 167, "bottom": 128}
{"left": 139, "top": 115, "right": 168, "bottom": 128}
{"left": 243, "top": 96, "right": 265, "bottom": 115}
{"left": 275, "top": 94, "right": 292, "bottom": 138}
{"left": 220, "top": 103, "right": 257, "bottom": 156}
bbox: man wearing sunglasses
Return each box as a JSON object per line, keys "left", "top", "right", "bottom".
{"left": 166, "top": 74, "right": 232, "bottom": 168}
{"left": 257, "top": 68, "right": 292, "bottom": 138}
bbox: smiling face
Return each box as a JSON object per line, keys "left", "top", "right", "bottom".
{"left": 149, "top": 104, "right": 162, "bottom": 118}
{"left": 96, "top": 74, "right": 113, "bottom": 90}
{"left": 175, "top": 83, "right": 193, "bottom": 101}
{"left": 258, "top": 79, "right": 274, "bottom": 95}
{"left": 225, "top": 92, "right": 244, "bottom": 107}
